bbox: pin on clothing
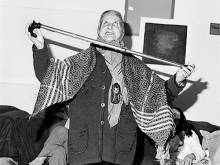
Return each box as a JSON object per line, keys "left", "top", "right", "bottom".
{"left": 111, "top": 83, "right": 122, "bottom": 104}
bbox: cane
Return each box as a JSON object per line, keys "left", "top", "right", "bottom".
{"left": 28, "top": 20, "right": 184, "bottom": 68}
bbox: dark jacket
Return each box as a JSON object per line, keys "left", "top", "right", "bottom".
{"left": 32, "top": 43, "right": 184, "bottom": 165}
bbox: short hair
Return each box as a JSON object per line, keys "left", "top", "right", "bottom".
{"left": 97, "top": 10, "right": 125, "bottom": 41}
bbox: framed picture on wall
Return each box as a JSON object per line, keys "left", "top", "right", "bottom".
{"left": 139, "top": 17, "right": 188, "bottom": 65}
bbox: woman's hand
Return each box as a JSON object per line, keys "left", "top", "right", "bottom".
{"left": 175, "top": 64, "right": 195, "bottom": 86}
{"left": 25, "top": 21, "right": 44, "bottom": 49}
{"left": 182, "top": 153, "right": 196, "bottom": 165}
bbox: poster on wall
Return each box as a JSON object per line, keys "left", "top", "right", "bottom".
{"left": 139, "top": 18, "right": 188, "bottom": 65}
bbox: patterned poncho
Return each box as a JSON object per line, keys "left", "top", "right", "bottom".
{"left": 32, "top": 45, "right": 175, "bottom": 147}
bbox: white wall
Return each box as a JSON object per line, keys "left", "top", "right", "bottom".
{"left": 0, "top": 0, "right": 125, "bottom": 113}
{"left": 173, "top": 0, "right": 220, "bottom": 125}
{"left": 130, "top": 0, "right": 220, "bottom": 125}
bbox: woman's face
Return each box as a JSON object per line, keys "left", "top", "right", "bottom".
{"left": 99, "top": 13, "right": 122, "bottom": 43}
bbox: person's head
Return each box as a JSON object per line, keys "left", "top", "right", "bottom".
{"left": 97, "top": 10, "right": 125, "bottom": 43}
{"left": 113, "top": 83, "right": 121, "bottom": 94}
{"left": 172, "top": 107, "right": 193, "bottom": 137}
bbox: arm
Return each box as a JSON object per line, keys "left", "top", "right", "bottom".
{"left": 165, "top": 74, "right": 186, "bottom": 104}
{"left": 32, "top": 43, "right": 52, "bottom": 82}
{"left": 25, "top": 22, "right": 52, "bottom": 82}
{"left": 165, "top": 65, "right": 195, "bottom": 104}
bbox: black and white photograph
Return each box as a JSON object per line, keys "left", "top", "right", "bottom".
{"left": 0, "top": 0, "right": 220, "bottom": 165}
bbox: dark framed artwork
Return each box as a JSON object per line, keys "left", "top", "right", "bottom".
{"left": 142, "top": 22, "right": 187, "bottom": 65}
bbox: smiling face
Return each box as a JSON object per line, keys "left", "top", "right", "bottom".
{"left": 98, "top": 11, "right": 124, "bottom": 43}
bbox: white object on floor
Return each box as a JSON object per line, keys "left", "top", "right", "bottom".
{"left": 200, "top": 130, "right": 220, "bottom": 165}
{"left": 178, "top": 130, "right": 206, "bottom": 163}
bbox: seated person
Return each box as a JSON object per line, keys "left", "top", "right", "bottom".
{"left": 29, "top": 125, "right": 68, "bottom": 165}
{"left": 0, "top": 104, "right": 67, "bottom": 165}
{"left": 170, "top": 107, "right": 211, "bottom": 165}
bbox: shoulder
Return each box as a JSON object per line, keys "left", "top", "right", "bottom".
{"left": 123, "top": 53, "right": 151, "bottom": 71}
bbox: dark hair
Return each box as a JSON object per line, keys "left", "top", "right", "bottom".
{"left": 173, "top": 107, "right": 193, "bottom": 137}
{"left": 97, "top": 10, "right": 125, "bottom": 41}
